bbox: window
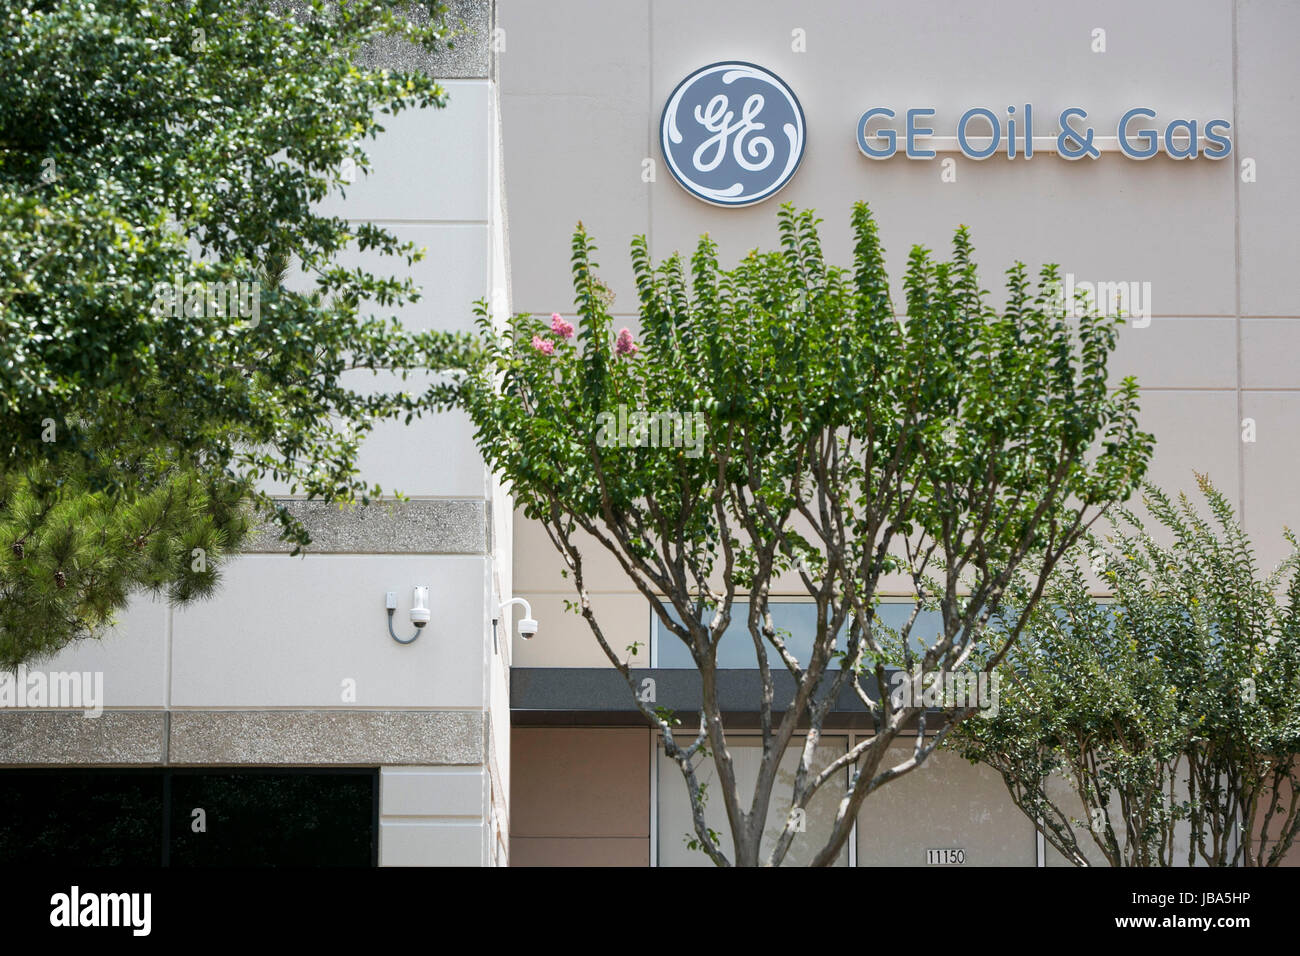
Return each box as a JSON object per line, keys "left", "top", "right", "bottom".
{"left": 655, "top": 735, "right": 851, "bottom": 866}
{"left": 168, "top": 771, "right": 377, "bottom": 867}
{"left": 0, "top": 770, "right": 162, "bottom": 866}
{"left": 0, "top": 769, "right": 377, "bottom": 866}
{"left": 651, "top": 599, "right": 945, "bottom": 668}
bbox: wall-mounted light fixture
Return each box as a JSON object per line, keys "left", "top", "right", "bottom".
{"left": 386, "top": 587, "right": 430, "bottom": 645}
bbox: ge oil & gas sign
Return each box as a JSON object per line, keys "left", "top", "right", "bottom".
{"left": 659, "top": 60, "right": 1233, "bottom": 206}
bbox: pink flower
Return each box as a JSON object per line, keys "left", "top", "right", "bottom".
{"left": 550, "top": 312, "right": 574, "bottom": 339}
{"left": 614, "top": 327, "right": 639, "bottom": 356}
{"left": 530, "top": 335, "right": 555, "bottom": 356}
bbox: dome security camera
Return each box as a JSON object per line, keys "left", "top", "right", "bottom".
{"left": 410, "top": 586, "right": 431, "bottom": 629}
{"left": 500, "top": 597, "right": 538, "bottom": 640}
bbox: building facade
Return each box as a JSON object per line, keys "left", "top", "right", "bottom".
{"left": 1, "top": 0, "right": 1297, "bottom": 867}
{"left": 500, "top": 0, "right": 1299, "bottom": 867}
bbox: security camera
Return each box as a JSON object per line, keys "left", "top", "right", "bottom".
{"left": 385, "top": 587, "right": 430, "bottom": 645}
{"left": 500, "top": 597, "right": 538, "bottom": 640}
{"left": 410, "top": 586, "right": 431, "bottom": 629}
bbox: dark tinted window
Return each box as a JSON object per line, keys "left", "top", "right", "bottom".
{"left": 169, "top": 771, "right": 375, "bottom": 867}
{"left": 0, "top": 769, "right": 376, "bottom": 866}
{"left": 0, "top": 770, "right": 162, "bottom": 865}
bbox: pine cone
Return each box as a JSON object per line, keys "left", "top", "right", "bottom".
{"left": 54, "top": 570, "right": 66, "bottom": 589}
{"left": 11, "top": 542, "right": 23, "bottom": 559}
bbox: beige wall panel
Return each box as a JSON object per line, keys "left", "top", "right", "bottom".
{"left": 511, "top": 728, "right": 650, "bottom": 839}
{"left": 511, "top": 837, "right": 649, "bottom": 867}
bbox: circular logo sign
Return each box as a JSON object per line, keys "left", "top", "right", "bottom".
{"left": 660, "top": 61, "right": 806, "bottom": 207}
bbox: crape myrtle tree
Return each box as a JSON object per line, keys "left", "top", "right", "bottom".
{"left": 0, "top": 1, "right": 468, "bottom": 665}
{"left": 951, "top": 476, "right": 1300, "bottom": 866}
{"left": 448, "top": 203, "right": 1154, "bottom": 866}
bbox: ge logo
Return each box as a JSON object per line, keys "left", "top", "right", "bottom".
{"left": 660, "top": 61, "right": 806, "bottom": 207}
